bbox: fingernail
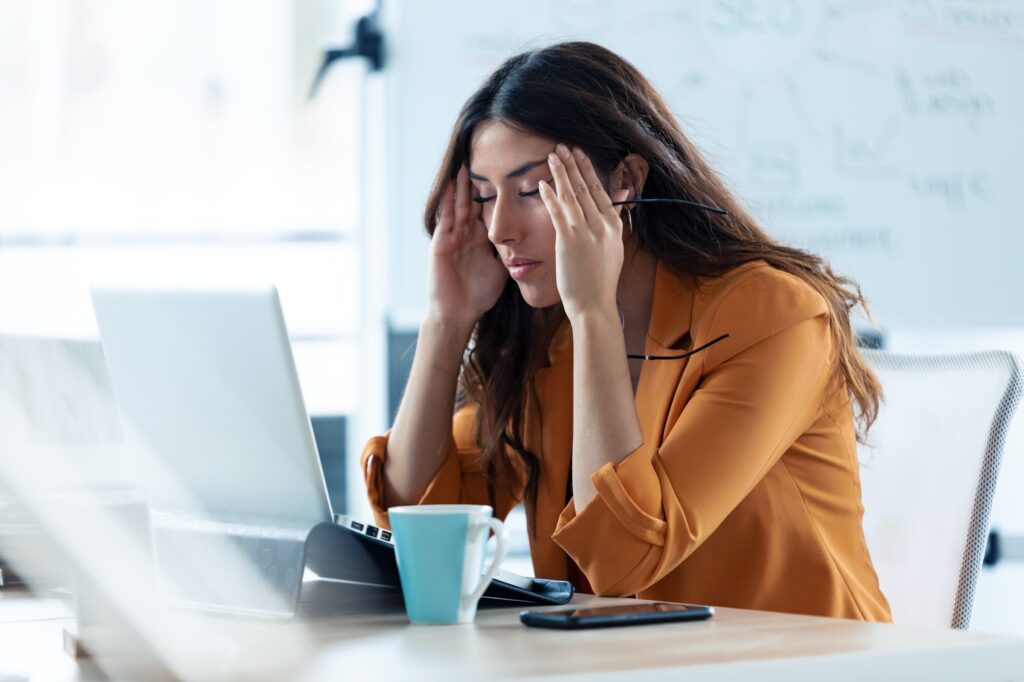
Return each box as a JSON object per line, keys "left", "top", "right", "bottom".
{"left": 556, "top": 143, "right": 570, "bottom": 159}
{"left": 572, "top": 147, "right": 585, "bottom": 160}
{"left": 548, "top": 152, "right": 561, "bottom": 166}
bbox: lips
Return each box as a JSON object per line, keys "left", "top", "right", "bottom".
{"left": 504, "top": 258, "right": 542, "bottom": 281}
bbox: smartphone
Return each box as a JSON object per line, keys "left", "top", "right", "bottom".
{"left": 520, "top": 602, "right": 714, "bottom": 629}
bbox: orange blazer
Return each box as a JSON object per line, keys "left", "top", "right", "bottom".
{"left": 361, "top": 260, "right": 892, "bottom": 621}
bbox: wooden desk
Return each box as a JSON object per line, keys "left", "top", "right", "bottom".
{"left": 1, "top": 587, "right": 1023, "bottom": 681}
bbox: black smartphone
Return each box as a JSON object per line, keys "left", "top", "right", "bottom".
{"left": 520, "top": 602, "right": 714, "bottom": 630}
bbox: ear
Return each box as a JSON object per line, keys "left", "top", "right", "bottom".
{"left": 610, "top": 153, "right": 650, "bottom": 200}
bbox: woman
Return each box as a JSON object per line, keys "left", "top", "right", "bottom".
{"left": 360, "top": 41, "right": 891, "bottom": 621}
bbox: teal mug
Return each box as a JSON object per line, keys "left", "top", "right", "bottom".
{"left": 388, "top": 505, "right": 509, "bottom": 624}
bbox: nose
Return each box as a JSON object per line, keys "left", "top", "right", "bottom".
{"left": 486, "top": 194, "right": 522, "bottom": 246}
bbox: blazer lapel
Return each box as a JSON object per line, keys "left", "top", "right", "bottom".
{"left": 635, "top": 262, "right": 696, "bottom": 445}
{"left": 647, "top": 260, "right": 696, "bottom": 352}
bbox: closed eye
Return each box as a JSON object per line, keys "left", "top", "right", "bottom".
{"left": 472, "top": 188, "right": 541, "bottom": 204}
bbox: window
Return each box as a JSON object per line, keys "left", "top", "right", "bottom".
{"left": 0, "top": 0, "right": 374, "bottom": 415}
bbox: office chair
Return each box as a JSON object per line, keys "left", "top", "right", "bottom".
{"left": 857, "top": 350, "right": 1023, "bottom": 629}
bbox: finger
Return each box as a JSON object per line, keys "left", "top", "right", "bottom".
{"left": 547, "top": 151, "right": 585, "bottom": 228}
{"left": 468, "top": 187, "right": 490, "bottom": 246}
{"left": 573, "top": 147, "right": 618, "bottom": 218}
{"left": 561, "top": 146, "right": 603, "bottom": 227}
{"left": 436, "top": 180, "right": 456, "bottom": 232}
{"left": 611, "top": 189, "right": 630, "bottom": 234}
{"left": 454, "top": 164, "right": 471, "bottom": 232}
{"left": 537, "top": 180, "right": 567, "bottom": 235}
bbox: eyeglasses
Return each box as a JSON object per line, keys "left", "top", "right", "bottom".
{"left": 611, "top": 196, "right": 728, "bottom": 216}
{"left": 627, "top": 333, "right": 730, "bottom": 361}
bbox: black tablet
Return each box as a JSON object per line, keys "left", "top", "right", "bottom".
{"left": 304, "top": 517, "right": 574, "bottom": 606}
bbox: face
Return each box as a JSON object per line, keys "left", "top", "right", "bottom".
{"left": 469, "top": 120, "right": 562, "bottom": 308}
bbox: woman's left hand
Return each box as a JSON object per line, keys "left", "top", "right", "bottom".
{"left": 538, "top": 143, "right": 630, "bottom": 322}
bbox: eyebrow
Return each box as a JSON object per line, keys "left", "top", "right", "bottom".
{"left": 468, "top": 159, "right": 548, "bottom": 182}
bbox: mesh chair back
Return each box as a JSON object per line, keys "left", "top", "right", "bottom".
{"left": 858, "top": 350, "right": 1023, "bottom": 629}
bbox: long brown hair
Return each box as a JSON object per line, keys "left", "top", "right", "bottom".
{"left": 422, "top": 41, "right": 882, "bottom": 526}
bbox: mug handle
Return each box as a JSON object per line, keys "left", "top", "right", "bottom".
{"left": 463, "top": 517, "right": 509, "bottom": 610}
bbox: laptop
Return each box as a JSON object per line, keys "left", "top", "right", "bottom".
{"left": 91, "top": 286, "right": 571, "bottom": 616}
{"left": 91, "top": 286, "right": 331, "bottom": 525}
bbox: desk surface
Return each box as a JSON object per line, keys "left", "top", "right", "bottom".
{"left": 2, "top": 587, "right": 1023, "bottom": 681}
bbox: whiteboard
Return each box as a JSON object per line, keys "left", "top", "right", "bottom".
{"left": 379, "top": 0, "right": 1024, "bottom": 331}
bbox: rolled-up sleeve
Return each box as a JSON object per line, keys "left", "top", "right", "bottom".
{"left": 360, "top": 404, "right": 521, "bottom": 529}
{"left": 552, "top": 273, "right": 834, "bottom": 596}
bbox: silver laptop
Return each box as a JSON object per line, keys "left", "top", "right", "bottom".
{"left": 91, "top": 286, "right": 332, "bottom": 526}
{"left": 92, "top": 286, "right": 339, "bottom": 616}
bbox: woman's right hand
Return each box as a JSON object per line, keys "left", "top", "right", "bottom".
{"left": 427, "top": 164, "right": 509, "bottom": 325}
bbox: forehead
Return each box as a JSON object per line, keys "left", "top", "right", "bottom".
{"left": 469, "top": 120, "right": 554, "bottom": 177}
